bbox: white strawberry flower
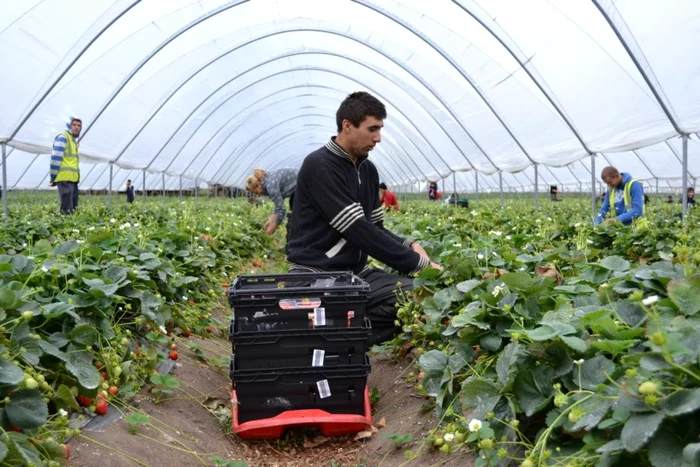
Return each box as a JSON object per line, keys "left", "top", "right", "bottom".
{"left": 468, "top": 419, "right": 482, "bottom": 432}
{"left": 492, "top": 285, "right": 504, "bottom": 297}
{"left": 642, "top": 295, "right": 659, "bottom": 306}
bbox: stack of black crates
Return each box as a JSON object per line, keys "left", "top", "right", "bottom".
{"left": 227, "top": 271, "right": 372, "bottom": 438}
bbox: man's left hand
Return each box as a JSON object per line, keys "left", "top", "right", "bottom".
{"left": 604, "top": 218, "right": 619, "bottom": 224}
{"left": 410, "top": 242, "right": 428, "bottom": 258}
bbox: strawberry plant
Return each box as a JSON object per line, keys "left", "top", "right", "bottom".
{"left": 0, "top": 194, "right": 275, "bottom": 464}
{"left": 383, "top": 199, "right": 700, "bottom": 466}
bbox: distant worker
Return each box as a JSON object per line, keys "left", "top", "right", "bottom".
{"left": 428, "top": 181, "right": 438, "bottom": 200}
{"left": 49, "top": 116, "right": 81, "bottom": 214}
{"left": 679, "top": 187, "right": 696, "bottom": 207}
{"left": 125, "top": 179, "right": 135, "bottom": 204}
{"left": 245, "top": 168, "right": 298, "bottom": 244}
{"left": 666, "top": 195, "right": 674, "bottom": 203}
{"left": 379, "top": 182, "right": 399, "bottom": 211}
{"left": 594, "top": 166, "right": 645, "bottom": 225}
{"left": 446, "top": 192, "right": 469, "bottom": 208}
{"left": 550, "top": 185, "right": 560, "bottom": 202}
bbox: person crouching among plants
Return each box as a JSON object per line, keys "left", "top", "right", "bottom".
{"left": 679, "top": 187, "right": 696, "bottom": 207}
{"left": 245, "top": 168, "right": 297, "bottom": 247}
{"left": 594, "top": 166, "right": 646, "bottom": 226}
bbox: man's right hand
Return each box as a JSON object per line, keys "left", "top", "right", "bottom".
{"left": 48, "top": 181, "right": 55, "bottom": 187}
{"left": 430, "top": 261, "right": 444, "bottom": 271}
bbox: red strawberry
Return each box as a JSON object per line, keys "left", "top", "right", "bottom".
{"left": 64, "top": 444, "right": 70, "bottom": 460}
{"left": 95, "top": 399, "right": 108, "bottom": 415}
{"left": 168, "top": 351, "right": 179, "bottom": 360}
{"left": 77, "top": 395, "right": 92, "bottom": 407}
{"left": 108, "top": 386, "right": 119, "bottom": 396}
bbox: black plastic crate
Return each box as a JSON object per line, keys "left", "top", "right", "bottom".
{"left": 229, "top": 318, "right": 371, "bottom": 370}
{"left": 231, "top": 357, "right": 371, "bottom": 424}
{"left": 228, "top": 271, "right": 369, "bottom": 332}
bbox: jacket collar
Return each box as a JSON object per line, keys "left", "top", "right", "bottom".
{"left": 325, "top": 137, "right": 367, "bottom": 165}
{"left": 616, "top": 172, "right": 631, "bottom": 189}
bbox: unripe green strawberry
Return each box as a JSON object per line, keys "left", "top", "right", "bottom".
{"left": 639, "top": 381, "right": 658, "bottom": 395}
{"left": 480, "top": 438, "right": 494, "bottom": 450}
{"left": 554, "top": 394, "right": 567, "bottom": 408}
{"left": 650, "top": 332, "right": 666, "bottom": 346}
{"left": 25, "top": 377, "right": 39, "bottom": 390}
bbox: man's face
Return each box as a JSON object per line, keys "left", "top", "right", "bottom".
{"left": 602, "top": 173, "right": 622, "bottom": 189}
{"left": 126, "top": 181, "right": 131, "bottom": 187}
{"left": 689, "top": 190, "right": 695, "bottom": 199}
{"left": 343, "top": 116, "right": 383, "bottom": 158}
{"left": 71, "top": 120, "right": 82, "bottom": 137}
{"left": 379, "top": 188, "right": 386, "bottom": 196}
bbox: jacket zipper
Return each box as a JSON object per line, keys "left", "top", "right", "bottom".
{"left": 356, "top": 159, "right": 365, "bottom": 185}
{"left": 355, "top": 159, "right": 366, "bottom": 265}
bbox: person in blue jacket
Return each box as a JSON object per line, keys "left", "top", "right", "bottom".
{"left": 594, "top": 166, "right": 645, "bottom": 225}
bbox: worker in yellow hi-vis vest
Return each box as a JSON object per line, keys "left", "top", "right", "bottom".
{"left": 594, "top": 166, "right": 646, "bottom": 226}
{"left": 49, "top": 116, "right": 81, "bottom": 214}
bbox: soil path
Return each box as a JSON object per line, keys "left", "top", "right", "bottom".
{"left": 68, "top": 298, "right": 475, "bottom": 466}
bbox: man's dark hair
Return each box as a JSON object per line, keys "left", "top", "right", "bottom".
{"left": 689, "top": 187, "right": 695, "bottom": 193}
{"left": 336, "top": 92, "right": 386, "bottom": 132}
{"left": 127, "top": 179, "right": 131, "bottom": 183}
{"left": 379, "top": 182, "right": 387, "bottom": 190}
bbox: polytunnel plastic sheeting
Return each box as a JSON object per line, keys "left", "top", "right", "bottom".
{"left": 3, "top": 150, "right": 39, "bottom": 189}
{"left": 3, "top": 1, "right": 495, "bottom": 172}
{"left": 106, "top": 29, "right": 485, "bottom": 173}
{"left": 86, "top": 168, "right": 199, "bottom": 192}
{"left": 224, "top": 135, "right": 409, "bottom": 188}
{"left": 451, "top": 0, "right": 687, "bottom": 148}
{"left": 0, "top": 1, "right": 699, "bottom": 191}
{"left": 596, "top": 0, "right": 700, "bottom": 133}
{"left": 125, "top": 55, "right": 465, "bottom": 179}
{"left": 161, "top": 87, "right": 343, "bottom": 177}
{"left": 207, "top": 105, "right": 451, "bottom": 186}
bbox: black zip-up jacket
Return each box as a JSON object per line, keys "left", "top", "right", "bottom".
{"left": 287, "top": 138, "right": 429, "bottom": 276}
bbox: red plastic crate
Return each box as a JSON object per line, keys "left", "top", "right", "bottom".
{"left": 232, "top": 386, "right": 372, "bottom": 440}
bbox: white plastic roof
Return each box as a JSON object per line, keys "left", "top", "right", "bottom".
{"left": 1, "top": 0, "right": 698, "bottom": 192}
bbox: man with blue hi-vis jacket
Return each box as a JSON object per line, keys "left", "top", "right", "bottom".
{"left": 49, "top": 116, "right": 81, "bottom": 214}
{"left": 594, "top": 166, "right": 645, "bottom": 226}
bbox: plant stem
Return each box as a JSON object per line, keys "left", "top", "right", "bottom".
{"left": 78, "top": 433, "right": 149, "bottom": 466}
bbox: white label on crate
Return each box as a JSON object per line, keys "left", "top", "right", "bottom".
{"left": 312, "top": 349, "right": 325, "bottom": 367}
{"left": 317, "top": 379, "right": 331, "bottom": 399}
{"left": 313, "top": 307, "right": 326, "bottom": 326}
